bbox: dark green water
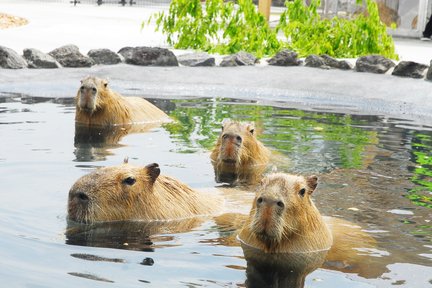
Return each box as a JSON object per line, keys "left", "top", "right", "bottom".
{"left": 0, "top": 96, "right": 431, "bottom": 287}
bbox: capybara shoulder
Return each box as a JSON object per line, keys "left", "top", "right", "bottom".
{"left": 210, "top": 120, "right": 270, "bottom": 185}
{"left": 238, "top": 173, "right": 332, "bottom": 253}
{"left": 68, "top": 161, "right": 222, "bottom": 223}
{"left": 75, "top": 76, "right": 168, "bottom": 126}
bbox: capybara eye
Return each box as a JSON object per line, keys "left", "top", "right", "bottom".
{"left": 77, "top": 192, "right": 89, "bottom": 202}
{"left": 257, "top": 197, "right": 263, "bottom": 204}
{"left": 92, "top": 87, "right": 97, "bottom": 93}
{"left": 80, "top": 86, "right": 84, "bottom": 91}
{"left": 277, "top": 201, "right": 284, "bottom": 208}
{"left": 299, "top": 188, "right": 306, "bottom": 197}
{"left": 222, "top": 134, "right": 229, "bottom": 140}
{"left": 236, "top": 136, "right": 242, "bottom": 143}
{"left": 123, "top": 177, "right": 136, "bottom": 186}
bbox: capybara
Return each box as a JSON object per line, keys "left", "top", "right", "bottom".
{"left": 68, "top": 160, "right": 223, "bottom": 223}
{"left": 237, "top": 173, "right": 379, "bottom": 278}
{"left": 75, "top": 76, "right": 169, "bottom": 126}
{"left": 238, "top": 173, "right": 333, "bottom": 253}
{"left": 210, "top": 120, "right": 270, "bottom": 185}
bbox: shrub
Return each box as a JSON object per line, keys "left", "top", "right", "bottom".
{"left": 146, "top": 0, "right": 398, "bottom": 59}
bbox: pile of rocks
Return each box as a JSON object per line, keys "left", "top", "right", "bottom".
{"left": 0, "top": 44, "right": 431, "bottom": 81}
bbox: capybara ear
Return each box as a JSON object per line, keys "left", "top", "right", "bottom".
{"left": 145, "top": 163, "right": 160, "bottom": 185}
{"left": 306, "top": 175, "right": 318, "bottom": 193}
{"left": 221, "top": 118, "right": 230, "bottom": 131}
{"left": 102, "top": 79, "right": 108, "bottom": 88}
{"left": 246, "top": 123, "right": 255, "bottom": 135}
{"left": 123, "top": 157, "right": 129, "bottom": 164}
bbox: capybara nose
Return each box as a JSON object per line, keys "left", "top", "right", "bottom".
{"left": 256, "top": 197, "right": 284, "bottom": 209}
{"left": 222, "top": 133, "right": 242, "bottom": 145}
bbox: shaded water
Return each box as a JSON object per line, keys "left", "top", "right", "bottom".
{"left": 0, "top": 95, "right": 431, "bottom": 287}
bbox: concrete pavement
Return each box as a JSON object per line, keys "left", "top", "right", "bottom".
{"left": 0, "top": 0, "right": 431, "bottom": 126}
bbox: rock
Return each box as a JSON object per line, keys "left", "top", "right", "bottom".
{"left": 220, "top": 51, "right": 258, "bottom": 67}
{"left": 177, "top": 52, "right": 215, "bottom": 67}
{"left": 87, "top": 48, "right": 122, "bottom": 65}
{"left": 391, "top": 61, "right": 428, "bottom": 79}
{"left": 335, "top": 60, "right": 352, "bottom": 70}
{"left": 119, "top": 47, "right": 178, "bottom": 66}
{"left": 0, "top": 46, "right": 27, "bottom": 69}
{"left": 267, "top": 50, "right": 300, "bottom": 66}
{"left": 320, "top": 54, "right": 352, "bottom": 70}
{"left": 117, "top": 47, "right": 134, "bottom": 60}
{"left": 48, "top": 44, "right": 94, "bottom": 67}
{"left": 23, "top": 48, "right": 61, "bottom": 69}
{"left": 355, "top": 55, "right": 395, "bottom": 74}
{"left": 305, "top": 55, "right": 325, "bottom": 68}
{"left": 426, "top": 60, "right": 432, "bottom": 81}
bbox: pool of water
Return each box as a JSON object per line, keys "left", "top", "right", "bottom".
{"left": 0, "top": 95, "right": 431, "bottom": 287}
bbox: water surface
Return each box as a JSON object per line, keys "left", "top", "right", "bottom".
{"left": 0, "top": 95, "right": 431, "bottom": 287}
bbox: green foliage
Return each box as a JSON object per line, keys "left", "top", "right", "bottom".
{"left": 147, "top": 0, "right": 281, "bottom": 58}
{"left": 146, "top": 0, "right": 398, "bottom": 59}
{"left": 408, "top": 133, "right": 432, "bottom": 209}
{"left": 276, "top": 0, "right": 398, "bottom": 59}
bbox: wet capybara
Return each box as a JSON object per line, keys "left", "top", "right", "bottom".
{"left": 210, "top": 120, "right": 270, "bottom": 185}
{"left": 238, "top": 173, "right": 333, "bottom": 253}
{"left": 75, "top": 76, "right": 169, "bottom": 126}
{"left": 237, "top": 173, "right": 379, "bottom": 278}
{"left": 68, "top": 160, "right": 223, "bottom": 223}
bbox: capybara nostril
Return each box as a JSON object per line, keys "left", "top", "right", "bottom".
{"left": 257, "top": 197, "right": 264, "bottom": 205}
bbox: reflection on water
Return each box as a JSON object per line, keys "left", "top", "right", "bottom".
{"left": 241, "top": 244, "right": 327, "bottom": 288}
{"left": 65, "top": 218, "right": 204, "bottom": 251}
{"left": 0, "top": 96, "right": 431, "bottom": 287}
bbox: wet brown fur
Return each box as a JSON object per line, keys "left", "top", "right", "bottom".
{"left": 68, "top": 162, "right": 223, "bottom": 223}
{"left": 75, "top": 76, "right": 169, "bottom": 126}
{"left": 210, "top": 120, "right": 270, "bottom": 185}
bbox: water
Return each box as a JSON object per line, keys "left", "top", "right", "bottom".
{"left": 0, "top": 95, "right": 431, "bottom": 287}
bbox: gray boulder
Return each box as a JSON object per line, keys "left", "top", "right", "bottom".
{"left": 220, "top": 51, "right": 258, "bottom": 67}
{"left": 0, "top": 46, "right": 27, "bottom": 69}
{"left": 320, "top": 54, "right": 352, "bottom": 70}
{"left": 87, "top": 48, "right": 122, "bottom": 65}
{"left": 426, "top": 60, "right": 432, "bottom": 81}
{"left": 23, "top": 48, "right": 61, "bottom": 68}
{"left": 119, "top": 47, "right": 178, "bottom": 66}
{"left": 177, "top": 52, "right": 215, "bottom": 67}
{"left": 391, "top": 61, "right": 429, "bottom": 79}
{"left": 355, "top": 55, "right": 395, "bottom": 74}
{"left": 48, "top": 45, "right": 94, "bottom": 67}
{"left": 117, "top": 47, "right": 134, "bottom": 60}
{"left": 267, "top": 50, "right": 300, "bottom": 66}
{"left": 305, "top": 55, "right": 326, "bottom": 68}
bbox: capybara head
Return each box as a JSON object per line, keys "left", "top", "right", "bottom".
{"left": 68, "top": 162, "right": 161, "bottom": 223}
{"left": 68, "top": 161, "right": 220, "bottom": 223}
{"left": 210, "top": 120, "right": 269, "bottom": 185}
{"left": 248, "top": 173, "right": 319, "bottom": 251}
{"left": 76, "top": 76, "right": 109, "bottom": 114}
